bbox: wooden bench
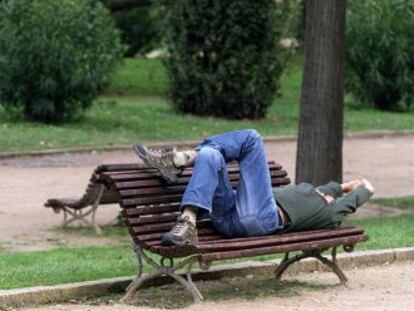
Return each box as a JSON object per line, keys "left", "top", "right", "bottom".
{"left": 91, "top": 161, "right": 369, "bottom": 303}
{"left": 44, "top": 164, "right": 143, "bottom": 233}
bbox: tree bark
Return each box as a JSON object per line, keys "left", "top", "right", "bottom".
{"left": 295, "top": 0, "right": 346, "bottom": 185}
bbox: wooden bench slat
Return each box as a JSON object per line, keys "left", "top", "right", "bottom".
{"left": 97, "top": 161, "right": 279, "bottom": 176}
{"left": 107, "top": 165, "right": 285, "bottom": 182}
{"left": 194, "top": 226, "right": 363, "bottom": 245}
{"left": 134, "top": 228, "right": 220, "bottom": 243}
{"left": 122, "top": 194, "right": 184, "bottom": 206}
{"left": 120, "top": 177, "right": 290, "bottom": 206}
{"left": 122, "top": 203, "right": 181, "bottom": 215}
{"left": 142, "top": 227, "right": 362, "bottom": 247}
{"left": 116, "top": 177, "right": 193, "bottom": 190}
{"left": 95, "top": 163, "right": 148, "bottom": 173}
{"left": 120, "top": 185, "right": 188, "bottom": 197}
{"left": 113, "top": 170, "right": 289, "bottom": 190}
{"left": 100, "top": 161, "right": 278, "bottom": 175}
{"left": 144, "top": 234, "right": 220, "bottom": 248}
{"left": 127, "top": 221, "right": 175, "bottom": 234}
{"left": 147, "top": 234, "right": 369, "bottom": 258}
{"left": 127, "top": 218, "right": 213, "bottom": 234}
{"left": 198, "top": 234, "right": 369, "bottom": 261}
{"left": 146, "top": 227, "right": 365, "bottom": 257}
{"left": 125, "top": 213, "right": 180, "bottom": 225}
{"left": 193, "top": 227, "right": 364, "bottom": 252}
{"left": 118, "top": 171, "right": 287, "bottom": 198}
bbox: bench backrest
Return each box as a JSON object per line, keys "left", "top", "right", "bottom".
{"left": 98, "top": 162, "right": 291, "bottom": 256}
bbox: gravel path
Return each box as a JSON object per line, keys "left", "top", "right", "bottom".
{"left": 1, "top": 134, "right": 414, "bottom": 252}
{"left": 21, "top": 261, "right": 414, "bottom": 311}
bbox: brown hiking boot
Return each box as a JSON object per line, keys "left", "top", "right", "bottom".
{"left": 134, "top": 144, "right": 182, "bottom": 184}
{"left": 161, "top": 216, "right": 198, "bottom": 246}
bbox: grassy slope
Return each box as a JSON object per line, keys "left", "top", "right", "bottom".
{"left": 2, "top": 212, "right": 414, "bottom": 290}
{"left": 1, "top": 57, "right": 414, "bottom": 153}
{"left": 373, "top": 196, "right": 414, "bottom": 210}
{"left": 106, "top": 58, "right": 168, "bottom": 96}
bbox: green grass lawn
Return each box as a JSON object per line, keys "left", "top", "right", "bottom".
{"left": 2, "top": 213, "right": 414, "bottom": 290}
{"left": 106, "top": 58, "right": 168, "bottom": 96}
{"left": 0, "top": 57, "right": 301, "bottom": 153}
{"left": 1, "top": 57, "right": 414, "bottom": 153}
{"left": 373, "top": 196, "right": 414, "bottom": 210}
{"left": 0, "top": 244, "right": 136, "bottom": 290}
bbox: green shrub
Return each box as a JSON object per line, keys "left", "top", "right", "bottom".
{"left": 113, "top": 6, "right": 161, "bottom": 57}
{"left": 0, "top": 0, "right": 123, "bottom": 123}
{"left": 346, "top": 0, "right": 414, "bottom": 111}
{"left": 161, "top": 0, "right": 293, "bottom": 119}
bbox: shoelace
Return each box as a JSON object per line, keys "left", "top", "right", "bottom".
{"left": 147, "top": 147, "right": 164, "bottom": 155}
{"left": 147, "top": 147, "right": 173, "bottom": 161}
{"left": 162, "top": 150, "right": 173, "bottom": 161}
{"left": 171, "top": 217, "right": 189, "bottom": 234}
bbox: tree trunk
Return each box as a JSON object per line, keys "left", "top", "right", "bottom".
{"left": 295, "top": 0, "right": 346, "bottom": 185}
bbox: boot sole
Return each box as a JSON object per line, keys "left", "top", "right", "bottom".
{"left": 133, "top": 144, "right": 181, "bottom": 184}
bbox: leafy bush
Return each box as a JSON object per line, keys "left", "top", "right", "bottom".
{"left": 113, "top": 6, "right": 161, "bottom": 57}
{"left": 346, "top": 0, "right": 414, "bottom": 111}
{"left": 161, "top": 0, "right": 294, "bottom": 119}
{"left": 0, "top": 0, "right": 123, "bottom": 123}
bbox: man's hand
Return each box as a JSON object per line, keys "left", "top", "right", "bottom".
{"left": 341, "top": 180, "right": 363, "bottom": 193}
{"left": 341, "top": 179, "right": 375, "bottom": 194}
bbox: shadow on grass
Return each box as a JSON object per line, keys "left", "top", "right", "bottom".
{"left": 75, "top": 276, "right": 331, "bottom": 309}
{"left": 124, "top": 276, "right": 331, "bottom": 309}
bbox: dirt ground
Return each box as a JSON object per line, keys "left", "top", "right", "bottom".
{"left": 1, "top": 134, "right": 414, "bottom": 253}
{"left": 21, "top": 261, "right": 414, "bottom": 311}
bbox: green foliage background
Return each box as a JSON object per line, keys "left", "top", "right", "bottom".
{"left": 346, "top": 0, "right": 414, "bottom": 111}
{"left": 0, "top": 0, "right": 123, "bottom": 123}
{"left": 113, "top": 6, "right": 161, "bottom": 57}
{"left": 161, "top": 0, "right": 294, "bottom": 119}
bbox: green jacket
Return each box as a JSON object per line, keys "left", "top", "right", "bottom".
{"left": 273, "top": 182, "right": 373, "bottom": 232}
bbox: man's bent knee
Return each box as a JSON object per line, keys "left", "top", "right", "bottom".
{"left": 245, "top": 129, "right": 262, "bottom": 142}
{"left": 196, "top": 147, "right": 224, "bottom": 166}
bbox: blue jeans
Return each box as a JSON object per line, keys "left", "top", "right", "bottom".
{"left": 181, "top": 129, "right": 282, "bottom": 237}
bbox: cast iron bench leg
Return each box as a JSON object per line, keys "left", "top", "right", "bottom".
{"left": 59, "top": 184, "right": 104, "bottom": 233}
{"left": 275, "top": 247, "right": 348, "bottom": 284}
{"left": 123, "top": 244, "right": 204, "bottom": 303}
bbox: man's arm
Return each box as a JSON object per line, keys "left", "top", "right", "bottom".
{"left": 317, "top": 179, "right": 372, "bottom": 198}
{"left": 332, "top": 184, "right": 374, "bottom": 216}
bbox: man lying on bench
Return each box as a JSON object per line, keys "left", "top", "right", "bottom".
{"left": 134, "top": 129, "right": 374, "bottom": 247}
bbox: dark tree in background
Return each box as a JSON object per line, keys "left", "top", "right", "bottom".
{"left": 113, "top": 6, "right": 160, "bottom": 56}
{"left": 295, "top": 0, "right": 346, "bottom": 185}
{"left": 346, "top": 0, "right": 414, "bottom": 111}
{"left": 0, "top": 0, "right": 123, "bottom": 123}
{"left": 161, "top": 0, "right": 292, "bottom": 119}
